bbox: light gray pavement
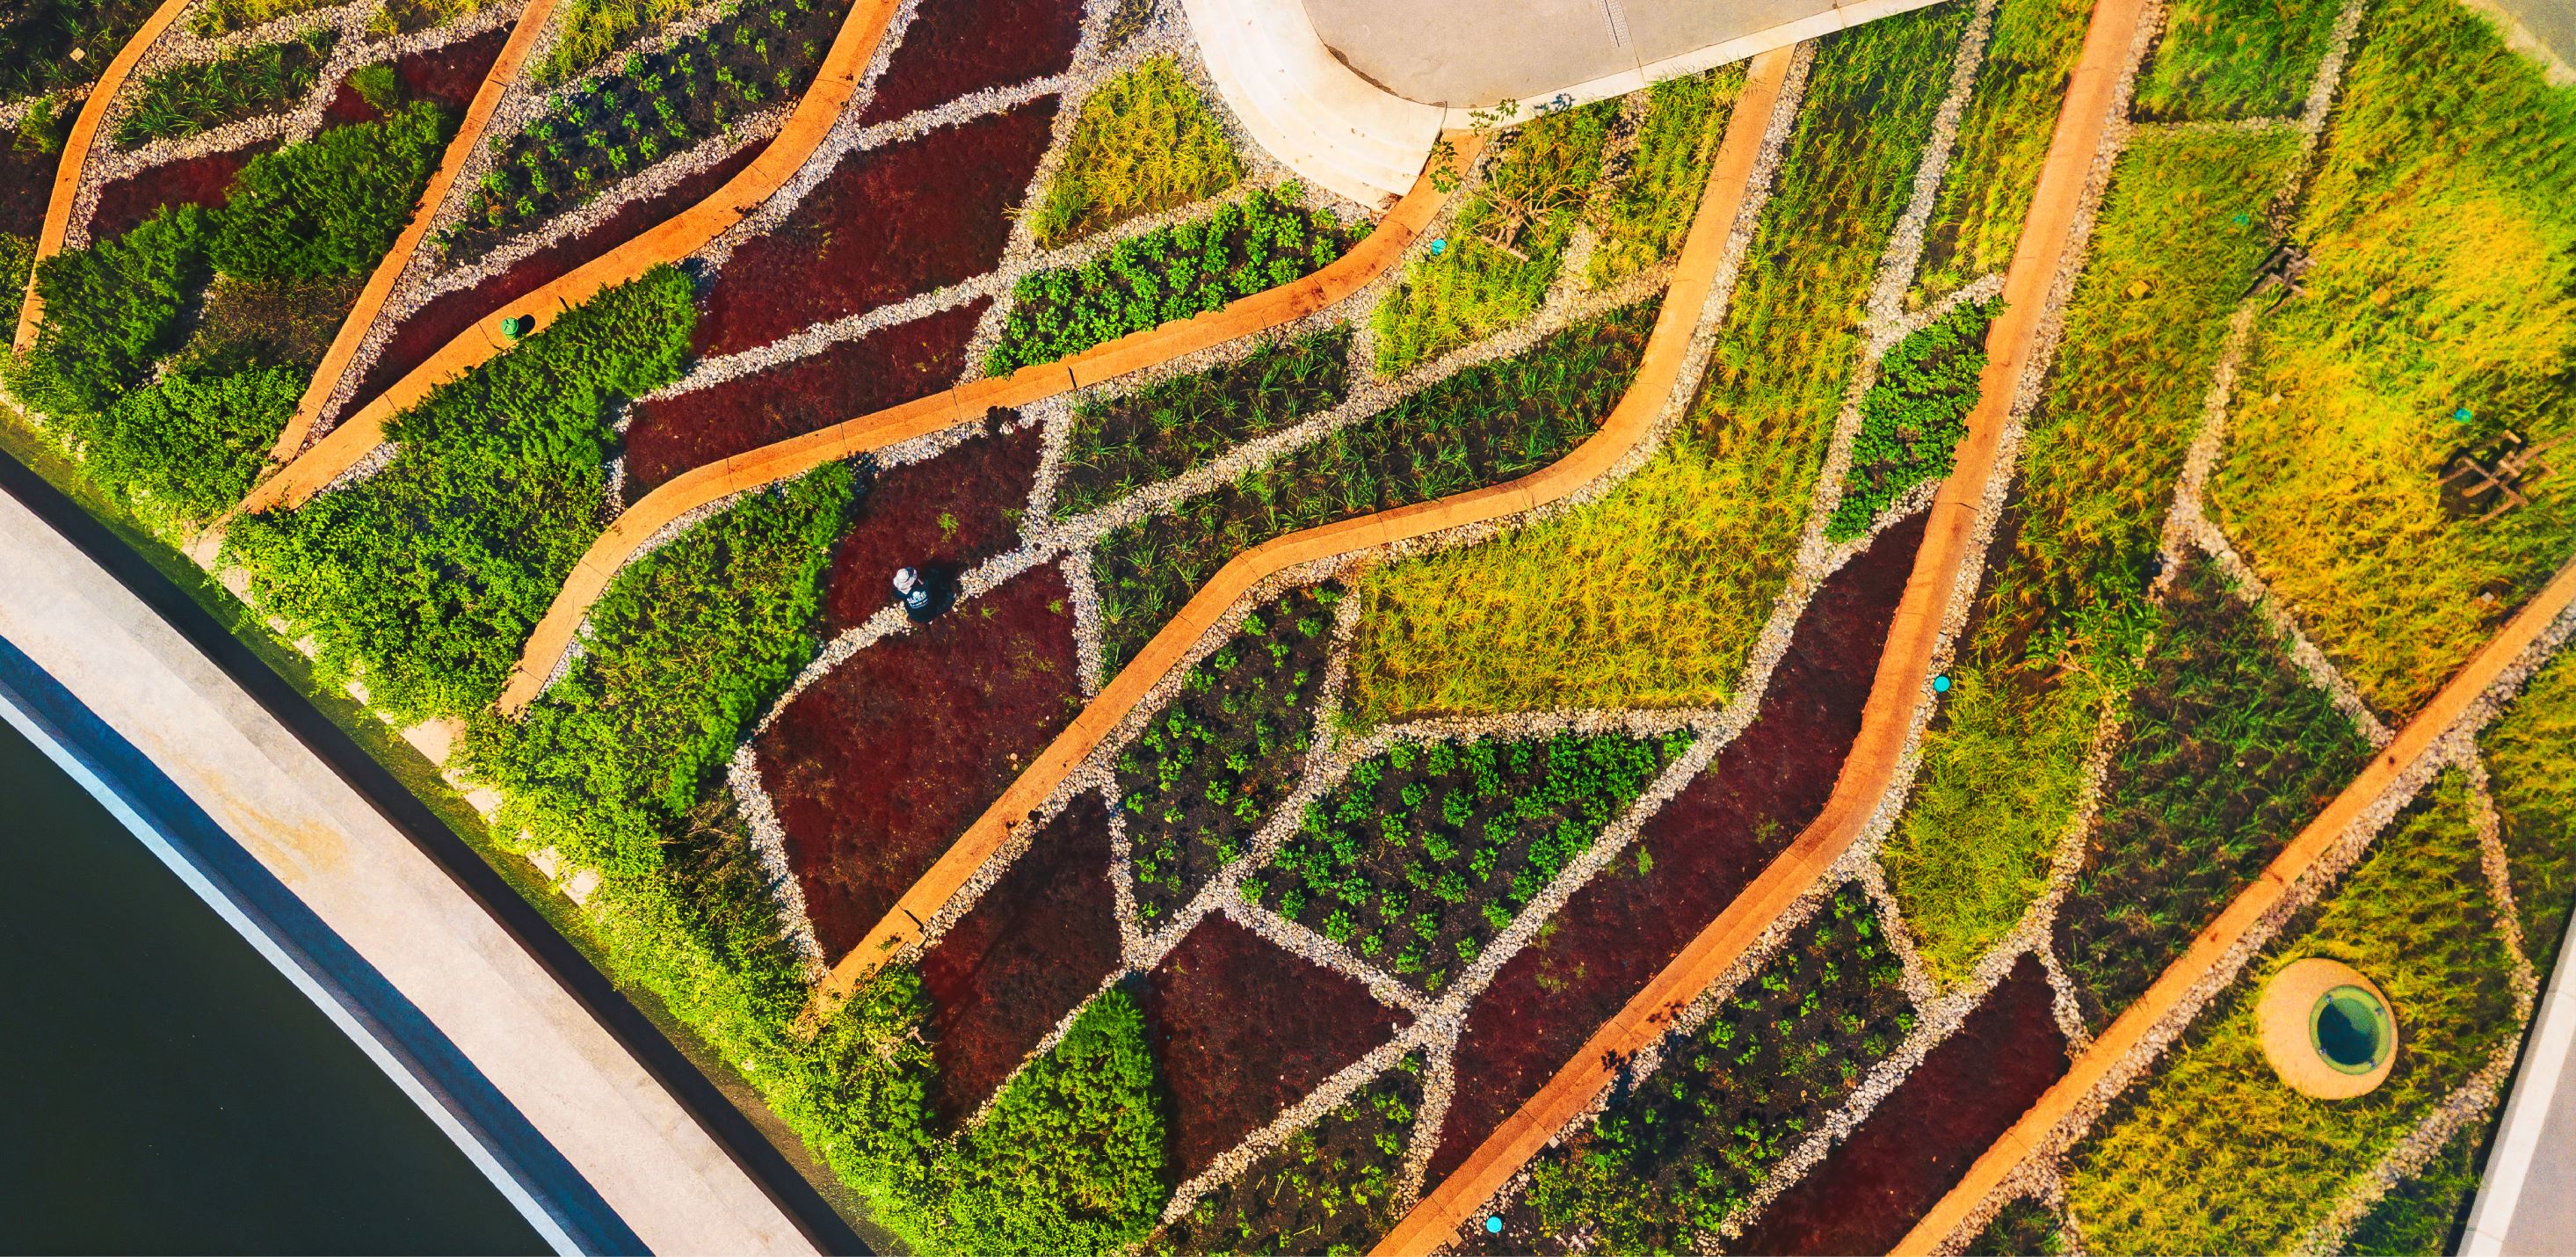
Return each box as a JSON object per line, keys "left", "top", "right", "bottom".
{"left": 2466, "top": 911, "right": 2576, "bottom": 1255}
{"left": 0, "top": 490, "right": 816, "bottom": 1256}
{"left": 2478, "top": 0, "right": 2576, "bottom": 81}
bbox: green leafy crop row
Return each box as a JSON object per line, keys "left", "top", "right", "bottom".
{"left": 1058, "top": 327, "right": 1351, "bottom": 518}
{"left": 1157, "top": 1054, "right": 1423, "bottom": 1254}
{"left": 116, "top": 29, "right": 337, "bottom": 148}
{"left": 1824, "top": 294, "right": 1999, "bottom": 541}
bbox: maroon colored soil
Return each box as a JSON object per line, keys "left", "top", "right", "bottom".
{"left": 758, "top": 563, "right": 1082, "bottom": 957}
{"left": 623, "top": 298, "right": 987, "bottom": 498}
{"left": 919, "top": 792, "right": 1121, "bottom": 1124}
{"left": 859, "top": 0, "right": 1083, "bottom": 125}
{"left": 0, "top": 142, "right": 52, "bottom": 239}
{"left": 816, "top": 416, "right": 1038, "bottom": 630}
{"left": 90, "top": 140, "right": 278, "bottom": 239}
{"left": 1138, "top": 913, "right": 1409, "bottom": 1181}
{"left": 1735, "top": 955, "right": 2070, "bottom": 1255}
{"left": 692, "top": 101, "right": 1054, "bottom": 357}
{"left": 1427, "top": 512, "right": 1931, "bottom": 1184}
{"left": 323, "top": 25, "right": 512, "bottom": 126}
{"left": 348, "top": 141, "right": 768, "bottom": 405}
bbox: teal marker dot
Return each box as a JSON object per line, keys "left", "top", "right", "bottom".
{"left": 1933, "top": 674, "right": 1953, "bottom": 694}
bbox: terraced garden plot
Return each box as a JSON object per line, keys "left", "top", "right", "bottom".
{"left": 0, "top": 0, "right": 162, "bottom": 99}
{"left": 855, "top": 0, "right": 1082, "bottom": 125}
{"left": 810, "top": 420, "right": 1040, "bottom": 628}
{"left": 1909, "top": 0, "right": 2093, "bottom": 308}
{"left": 1154, "top": 1053, "right": 1426, "bottom": 1254}
{"left": 2130, "top": 0, "right": 2345, "bottom": 120}
{"left": 115, "top": 29, "right": 337, "bottom": 146}
{"left": 2483, "top": 648, "right": 2576, "bottom": 973}
{"left": 1056, "top": 327, "right": 1352, "bottom": 517}
{"left": 1585, "top": 65, "right": 1745, "bottom": 287}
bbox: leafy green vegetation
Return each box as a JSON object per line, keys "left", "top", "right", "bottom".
{"left": 2343, "top": 1121, "right": 2484, "bottom": 1256}
{"left": 538, "top": 0, "right": 697, "bottom": 84}
{"left": 2053, "top": 556, "right": 2374, "bottom": 1029}
{"left": 56, "top": 365, "right": 301, "bottom": 531}
{"left": 208, "top": 100, "right": 454, "bottom": 280}
{"left": 2130, "top": 0, "right": 2341, "bottom": 121}
{"left": 0, "top": 0, "right": 163, "bottom": 98}
{"left": 1094, "top": 300, "right": 1656, "bottom": 671}
{"left": 1247, "top": 730, "right": 1687, "bottom": 992}
{"left": 1880, "top": 127, "right": 2295, "bottom": 984}
{"left": 225, "top": 267, "right": 697, "bottom": 722}
{"left": 1912, "top": 0, "right": 2093, "bottom": 308}
{"left": 11, "top": 207, "right": 211, "bottom": 419}
{"left": 1033, "top": 56, "right": 1243, "bottom": 248}
{"left": 1157, "top": 1055, "right": 1422, "bottom": 1254}
{"left": 1121, "top": 586, "right": 1336, "bottom": 924}
{"left": 1370, "top": 101, "right": 1617, "bottom": 374}
{"left": 190, "top": 0, "right": 341, "bottom": 36}
{"left": 1343, "top": 4, "right": 1970, "bottom": 722}
{"left": 2066, "top": 773, "right": 2517, "bottom": 1253}
{"left": 116, "top": 30, "right": 337, "bottom": 147}
{"left": 1489, "top": 886, "right": 1913, "bottom": 1251}
{"left": 2482, "top": 648, "right": 2576, "bottom": 977}
{"left": 1057, "top": 328, "right": 1350, "bottom": 517}
{"left": 1825, "top": 294, "right": 1998, "bottom": 541}
{"left": 1586, "top": 67, "right": 1744, "bottom": 287}
{"left": 989, "top": 185, "right": 1357, "bottom": 375}
{"left": 2208, "top": 0, "right": 2576, "bottom": 718}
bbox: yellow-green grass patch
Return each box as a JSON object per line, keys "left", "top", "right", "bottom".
{"left": 2130, "top": 0, "right": 2343, "bottom": 121}
{"left": 1585, "top": 66, "right": 1745, "bottom": 287}
{"left": 1910, "top": 0, "right": 2093, "bottom": 309}
{"left": 1031, "top": 57, "right": 1243, "bottom": 249}
{"left": 2484, "top": 646, "right": 2576, "bottom": 976}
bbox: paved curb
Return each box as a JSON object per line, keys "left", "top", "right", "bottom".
{"left": 2463, "top": 895, "right": 2576, "bottom": 1253}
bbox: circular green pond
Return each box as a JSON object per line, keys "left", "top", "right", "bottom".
{"left": 2310, "top": 985, "right": 2393, "bottom": 1074}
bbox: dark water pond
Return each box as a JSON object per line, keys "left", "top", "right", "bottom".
{"left": 0, "top": 718, "right": 548, "bottom": 1255}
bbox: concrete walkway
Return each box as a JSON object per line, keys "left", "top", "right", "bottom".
{"left": 2474, "top": 0, "right": 2576, "bottom": 84}
{"left": 2465, "top": 901, "right": 2576, "bottom": 1254}
{"left": 0, "top": 483, "right": 821, "bottom": 1255}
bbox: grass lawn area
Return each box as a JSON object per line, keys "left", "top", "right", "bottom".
{"left": 1912, "top": 0, "right": 2095, "bottom": 309}
{"left": 2130, "top": 0, "right": 2344, "bottom": 120}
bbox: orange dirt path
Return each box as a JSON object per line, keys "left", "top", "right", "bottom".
{"left": 266, "top": 0, "right": 568, "bottom": 469}
{"left": 1372, "top": 0, "right": 2150, "bottom": 1246}
{"left": 237, "top": 0, "right": 907, "bottom": 514}
{"left": 1890, "top": 556, "right": 2576, "bottom": 1256}
{"left": 801, "top": 45, "right": 1797, "bottom": 1017}
{"left": 493, "top": 130, "right": 1490, "bottom": 716}
{"left": 11, "top": 0, "right": 196, "bottom": 351}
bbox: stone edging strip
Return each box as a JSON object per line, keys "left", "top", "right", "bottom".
{"left": 492, "top": 127, "right": 1487, "bottom": 716}
{"left": 11, "top": 0, "right": 197, "bottom": 351}
{"left": 267, "top": 0, "right": 569, "bottom": 469}
{"left": 237, "top": 0, "right": 908, "bottom": 513}
{"left": 1889, "top": 556, "right": 2576, "bottom": 1256}
{"left": 1368, "top": 0, "right": 2154, "bottom": 1244}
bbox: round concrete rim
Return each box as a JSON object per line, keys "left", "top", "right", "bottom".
{"left": 2259, "top": 957, "right": 2397, "bottom": 1100}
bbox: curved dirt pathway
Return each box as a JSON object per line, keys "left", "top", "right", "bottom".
{"left": 1890, "top": 556, "right": 2576, "bottom": 1255}
{"left": 265, "top": 0, "right": 567, "bottom": 469}
{"left": 802, "top": 46, "right": 1798, "bottom": 1011}
{"left": 494, "top": 130, "right": 1490, "bottom": 715}
{"left": 11, "top": 0, "right": 196, "bottom": 351}
{"left": 1372, "top": 0, "right": 2149, "bottom": 1246}
{"left": 237, "top": 0, "right": 906, "bottom": 513}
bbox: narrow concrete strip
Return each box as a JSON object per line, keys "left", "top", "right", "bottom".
{"left": 805, "top": 45, "right": 1796, "bottom": 1019}
{"left": 2462, "top": 897, "right": 2576, "bottom": 1254}
{"left": 1374, "top": 0, "right": 2152, "bottom": 1241}
{"left": 0, "top": 489, "right": 822, "bottom": 1255}
{"left": 11, "top": 0, "right": 196, "bottom": 351}
{"left": 270, "top": 0, "right": 566, "bottom": 468}
{"left": 1891, "top": 557, "right": 2576, "bottom": 1255}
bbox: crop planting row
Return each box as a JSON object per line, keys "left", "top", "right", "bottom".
{"left": 116, "top": 28, "right": 337, "bottom": 147}
{"left": 1033, "top": 54, "right": 1243, "bottom": 248}
{"left": 1822, "top": 294, "right": 1998, "bottom": 541}
{"left": 1056, "top": 327, "right": 1352, "bottom": 517}
{"left": 1584, "top": 65, "right": 1745, "bottom": 287}
{"left": 1154, "top": 1053, "right": 1426, "bottom": 1254}
{"left": 2130, "top": 0, "right": 2344, "bottom": 120}
{"left": 1909, "top": 0, "right": 2094, "bottom": 307}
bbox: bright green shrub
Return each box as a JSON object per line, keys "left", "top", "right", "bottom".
{"left": 1034, "top": 57, "right": 1243, "bottom": 248}
{"left": 1912, "top": 0, "right": 2092, "bottom": 307}
{"left": 208, "top": 100, "right": 452, "bottom": 280}
{"left": 224, "top": 266, "right": 697, "bottom": 722}
{"left": 12, "top": 206, "right": 210, "bottom": 418}
{"left": 1825, "top": 294, "right": 1999, "bottom": 541}
{"left": 68, "top": 364, "right": 300, "bottom": 530}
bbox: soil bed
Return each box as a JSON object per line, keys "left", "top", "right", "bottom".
{"left": 0, "top": 143, "right": 54, "bottom": 239}
{"left": 91, "top": 141, "right": 279, "bottom": 240}
{"left": 623, "top": 298, "right": 986, "bottom": 498}
{"left": 1157, "top": 1052, "right": 1427, "bottom": 1254}
{"left": 323, "top": 26, "right": 511, "bottom": 125}
{"left": 693, "top": 99, "right": 1055, "bottom": 357}
{"left": 920, "top": 791, "right": 1121, "bottom": 1125}
{"left": 1733, "top": 955, "right": 2068, "bottom": 1255}
{"left": 813, "top": 418, "right": 1038, "bottom": 630}
{"left": 1428, "top": 512, "right": 1927, "bottom": 1183}
{"left": 858, "top": 0, "right": 1083, "bottom": 125}
{"left": 1137, "top": 912, "right": 1408, "bottom": 1181}
{"left": 757, "top": 563, "right": 1081, "bottom": 956}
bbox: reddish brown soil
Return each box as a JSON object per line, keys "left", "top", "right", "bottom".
{"left": 349, "top": 141, "right": 768, "bottom": 404}
{"left": 1138, "top": 914, "right": 1409, "bottom": 1181}
{"left": 91, "top": 140, "right": 278, "bottom": 239}
{"left": 622, "top": 298, "right": 986, "bottom": 498}
{"left": 859, "top": 0, "right": 1084, "bottom": 126}
{"left": 323, "top": 25, "right": 512, "bottom": 126}
{"left": 1427, "top": 512, "right": 1930, "bottom": 1184}
{"left": 1735, "top": 955, "right": 2069, "bottom": 1255}
{"left": 919, "top": 792, "right": 1121, "bottom": 1125}
{"left": 816, "top": 417, "right": 1039, "bottom": 631}
{"left": 692, "top": 102, "right": 1054, "bottom": 357}
{"left": 0, "top": 142, "right": 52, "bottom": 239}
{"left": 758, "top": 563, "right": 1082, "bottom": 957}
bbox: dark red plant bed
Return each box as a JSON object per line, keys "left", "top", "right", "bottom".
{"left": 692, "top": 101, "right": 1054, "bottom": 358}
{"left": 1426, "top": 511, "right": 1929, "bottom": 1185}
{"left": 323, "top": 26, "right": 511, "bottom": 126}
{"left": 919, "top": 792, "right": 1121, "bottom": 1126}
{"left": 758, "top": 563, "right": 1081, "bottom": 956}
{"left": 0, "top": 142, "right": 54, "bottom": 240}
{"left": 813, "top": 415, "right": 1038, "bottom": 630}
{"left": 1137, "top": 913, "right": 1408, "bottom": 1181}
{"left": 90, "top": 140, "right": 278, "bottom": 240}
{"left": 859, "top": 0, "right": 1084, "bottom": 125}
{"left": 626, "top": 299, "right": 987, "bottom": 498}
{"left": 350, "top": 141, "right": 767, "bottom": 405}
{"left": 1733, "top": 954, "right": 2069, "bottom": 1255}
